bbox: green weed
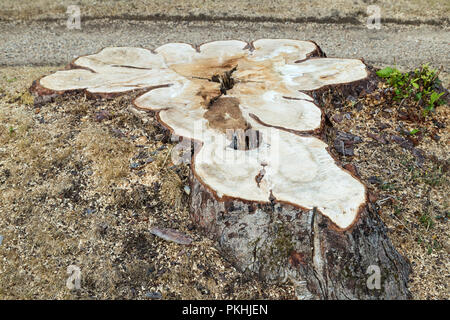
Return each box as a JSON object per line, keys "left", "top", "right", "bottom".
{"left": 376, "top": 64, "right": 446, "bottom": 116}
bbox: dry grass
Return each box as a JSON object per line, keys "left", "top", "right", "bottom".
{"left": 75, "top": 125, "right": 135, "bottom": 188}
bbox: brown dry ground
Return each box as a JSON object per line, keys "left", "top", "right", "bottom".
{"left": 0, "top": 65, "right": 448, "bottom": 300}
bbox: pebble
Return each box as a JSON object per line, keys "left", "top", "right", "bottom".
{"left": 0, "top": 235, "right": 3, "bottom": 246}
{"left": 183, "top": 185, "right": 191, "bottom": 195}
{"left": 85, "top": 208, "right": 95, "bottom": 215}
{"left": 130, "top": 162, "right": 140, "bottom": 169}
{"left": 145, "top": 292, "right": 162, "bottom": 300}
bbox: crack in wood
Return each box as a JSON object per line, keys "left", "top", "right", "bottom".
{"left": 208, "top": 65, "right": 238, "bottom": 106}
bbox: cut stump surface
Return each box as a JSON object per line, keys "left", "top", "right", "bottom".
{"left": 32, "top": 39, "right": 411, "bottom": 299}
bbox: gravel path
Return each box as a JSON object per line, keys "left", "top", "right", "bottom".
{"left": 1, "top": 0, "right": 448, "bottom": 22}
{"left": 1, "top": 19, "right": 449, "bottom": 85}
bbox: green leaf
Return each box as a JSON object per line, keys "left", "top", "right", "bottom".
{"left": 412, "top": 82, "right": 419, "bottom": 89}
{"left": 430, "top": 92, "right": 444, "bottom": 104}
{"left": 409, "top": 129, "right": 419, "bottom": 135}
{"left": 376, "top": 67, "right": 395, "bottom": 78}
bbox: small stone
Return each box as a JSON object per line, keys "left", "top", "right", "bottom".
{"left": 0, "top": 235, "right": 3, "bottom": 246}
{"left": 183, "top": 185, "right": 191, "bottom": 195}
{"left": 145, "top": 157, "right": 155, "bottom": 163}
{"left": 145, "top": 292, "right": 162, "bottom": 300}
{"left": 85, "top": 208, "right": 95, "bottom": 215}
{"left": 130, "top": 162, "right": 140, "bottom": 169}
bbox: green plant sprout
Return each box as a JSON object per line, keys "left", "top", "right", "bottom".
{"left": 376, "top": 64, "right": 446, "bottom": 116}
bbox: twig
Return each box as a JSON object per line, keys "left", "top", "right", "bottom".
{"left": 161, "top": 145, "right": 175, "bottom": 169}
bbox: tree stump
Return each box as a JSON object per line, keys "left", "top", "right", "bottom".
{"left": 31, "top": 39, "right": 411, "bottom": 299}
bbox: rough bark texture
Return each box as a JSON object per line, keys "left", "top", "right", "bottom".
{"left": 190, "top": 169, "right": 411, "bottom": 300}
{"left": 188, "top": 70, "right": 412, "bottom": 300}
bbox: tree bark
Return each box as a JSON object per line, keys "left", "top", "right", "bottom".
{"left": 189, "top": 169, "right": 411, "bottom": 299}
